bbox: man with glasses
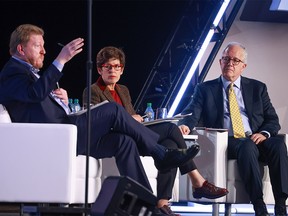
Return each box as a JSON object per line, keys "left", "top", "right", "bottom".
{"left": 178, "top": 42, "right": 288, "bottom": 216}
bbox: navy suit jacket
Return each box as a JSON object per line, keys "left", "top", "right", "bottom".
{"left": 0, "top": 58, "right": 69, "bottom": 123}
{"left": 179, "top": 76, "right": 280, "bottom": 136}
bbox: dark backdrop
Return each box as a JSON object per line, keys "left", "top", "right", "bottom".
{"left": 0, "top": 0, "right": 187, "bottom": 106}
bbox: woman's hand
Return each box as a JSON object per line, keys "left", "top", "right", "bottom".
{"left": 132, "top": 114, "right": 143, "bottom": 123}
{"left": 178, "top": 124, "right": 191, "bottom": 135}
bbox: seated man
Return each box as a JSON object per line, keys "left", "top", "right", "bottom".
{"left": 178, "top": 42, "right": 288, "bottom": 216}
{"left": 0, "top": 24, "right": 199, "bottom": 214}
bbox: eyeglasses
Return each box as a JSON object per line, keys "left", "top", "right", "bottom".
{"left": 221, "top": 56, "right": 244, "bottom": 65}
{"left": 101, "top": 64, "right": 123, "bottom": 71}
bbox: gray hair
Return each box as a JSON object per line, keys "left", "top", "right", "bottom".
{"left": 222, "top": 42, "right": 248, "bottom": 64}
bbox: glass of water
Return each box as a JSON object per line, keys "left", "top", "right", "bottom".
{"left": 156, "top": 108, "right": 168, "bottom": 119}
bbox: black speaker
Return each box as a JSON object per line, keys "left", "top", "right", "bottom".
{"left": 91, "top": 176, "right": 157, "bottom": 216}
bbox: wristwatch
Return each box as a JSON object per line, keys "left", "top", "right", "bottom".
{"left": 260, "top": 132, "right": 269, "bottom": 138}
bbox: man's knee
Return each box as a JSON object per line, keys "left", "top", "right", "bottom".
{"left": 241, "top": 139, "right": 258, "bottom": 151}
{"left": 238, "top": 139, "right": 259, "bottom": 158}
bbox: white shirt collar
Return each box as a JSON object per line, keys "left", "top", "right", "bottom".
{"left": 221, "top": 75, "right": 241, "bottom": 90}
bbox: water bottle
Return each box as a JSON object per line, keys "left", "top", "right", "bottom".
{"left": 73, "top": 98, "right": 81, "bottom": 113}
{"left": 144, "top": 103, "right": 154, "bottom": 122}
{"left": 68, "top": 98, "right": 75, "bottom": 113}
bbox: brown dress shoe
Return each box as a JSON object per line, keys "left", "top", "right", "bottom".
{"left": 158, "top": 205, "right": 181, "bottom": 216}
{"left": 193, "top": 181, "right": 229, "bottom": 199}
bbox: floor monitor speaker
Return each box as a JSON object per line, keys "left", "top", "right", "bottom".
{"left": 91, "top": 176, "right": 157, "bottom": 216}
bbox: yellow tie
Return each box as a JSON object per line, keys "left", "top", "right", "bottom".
{"left": 229, "top": 83, "right": 245, "bottom": 138}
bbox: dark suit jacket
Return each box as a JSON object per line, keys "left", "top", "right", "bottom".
{"left": 0, "top": 58, "right": 69, "bottom": 123}
{"left": 82, "top": 78, "right": 136, "bottom": 115}
{"left": 179, "top": 76, "right": 281, "bottom": 136}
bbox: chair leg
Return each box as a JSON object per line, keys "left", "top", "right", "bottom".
{"left": 212, "top": 203, "right": 220, "bottom": 216}
{"left": 225, "top": 203, "right": 232, "bottom": 216}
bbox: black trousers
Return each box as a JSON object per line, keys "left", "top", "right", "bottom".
{"left": 69, "top": 102, "right": 168, "bottom": 191}
{"left": 228, "top": 135, "right": 288, "bottom": 203}
{"left": 148, "top": 123, "right": 197, "bottom": 200}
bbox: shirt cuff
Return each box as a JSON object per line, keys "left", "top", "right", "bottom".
{"left": 53, "top": 60, "right": 64, "bottom": 72}
{"left": 260, "top": 131, "right": 270, "bottom": 138}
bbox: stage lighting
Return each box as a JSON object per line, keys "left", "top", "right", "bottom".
{"left": 168, "top": 0, "right": 231, "bottom": 117}
{"left": 270, "top": 0, "right": 288, "bottom": 11}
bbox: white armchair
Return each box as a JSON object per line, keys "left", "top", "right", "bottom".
{"left": 179, "top": 129, "right": 288, "bottom": 216}
{"left": 0, "top": 104, "right": 102, "bottom": 205}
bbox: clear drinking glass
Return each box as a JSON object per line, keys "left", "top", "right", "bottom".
{"left": 156, "top": 108, "right": 168, "bottom": 119}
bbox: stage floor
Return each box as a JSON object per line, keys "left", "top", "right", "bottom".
{"left": 0, "top": 202, "right": 284, "bottom": 215}
{"left": 171, "top": 203, "right": 278, "bottom": 215}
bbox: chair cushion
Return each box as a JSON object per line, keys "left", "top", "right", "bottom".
{"left": 0, "top": 104, "right": 12, "bottom": 123}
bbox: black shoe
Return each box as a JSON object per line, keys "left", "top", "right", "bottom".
{"left": 253, "top": 200, "right": 269, "bottom": 216}
{"left": 154, "top": 144, "right": 200, "bottom": 171}
{"left": 275, "top": 203, "right": 287, "bottom": 216}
